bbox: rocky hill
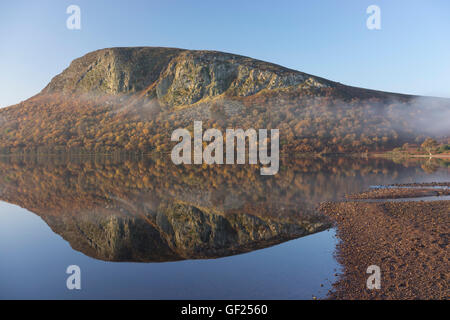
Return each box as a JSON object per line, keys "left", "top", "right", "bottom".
{"left": 0, "top": 47, "right": 448, "bottom": 154}
{"left": 42, "top": 47, "right": 333, "bottom": 105}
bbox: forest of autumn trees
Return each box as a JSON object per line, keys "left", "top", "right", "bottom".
{"left": 0, "top": 87, "right": 446, "bottom": 155}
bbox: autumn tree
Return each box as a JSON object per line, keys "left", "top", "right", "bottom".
{"left": 421, "top": 138, "right": 438, "bottom": 156}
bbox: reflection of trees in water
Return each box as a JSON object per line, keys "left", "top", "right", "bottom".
{"left": 0, "top": 155, "right": 445, "bottom": 216}
{"left": 0, "top": 155, "right": 446, "bottom": 262}
{"left": 421, "top": 160, "right": 440, "bottom": 174}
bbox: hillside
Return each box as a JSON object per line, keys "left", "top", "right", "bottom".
{"left": 0, "top": 47, "right": 449, "bottom": 154}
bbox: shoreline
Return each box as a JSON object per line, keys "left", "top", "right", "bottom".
{"left": 320, "top": 183, "right": 449, "bottom": 300}
{"left": 372, "top": 152, "right": 450, "bottom": 159}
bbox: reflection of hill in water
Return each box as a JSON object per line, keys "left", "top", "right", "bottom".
{"left": 0, "top": 155, "right": 446, "bottom": 262}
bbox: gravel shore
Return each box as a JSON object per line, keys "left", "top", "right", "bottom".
{"left": 320, "top": 185, "right": 449, "bottom": 299}
{"left": 346, "top": 188, "right": 450, "bottom": 200}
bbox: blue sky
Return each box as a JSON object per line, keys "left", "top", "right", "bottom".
{"left": 0, "top": 0, "right": 449, "bottom": 107}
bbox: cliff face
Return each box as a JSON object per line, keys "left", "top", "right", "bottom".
{"left": 42, "top": 47, "right": 182, "bottom": 96}
{"left": 42, "top": 47, "right": 332, "bottom": 106}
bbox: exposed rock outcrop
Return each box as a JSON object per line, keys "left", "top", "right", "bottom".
{"left": 42, "top": 47, "right": 332, "bottom": 106}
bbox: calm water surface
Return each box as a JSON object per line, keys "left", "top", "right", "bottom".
{"left": 0, "top": 156, "right": 448, "bottom": 299}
